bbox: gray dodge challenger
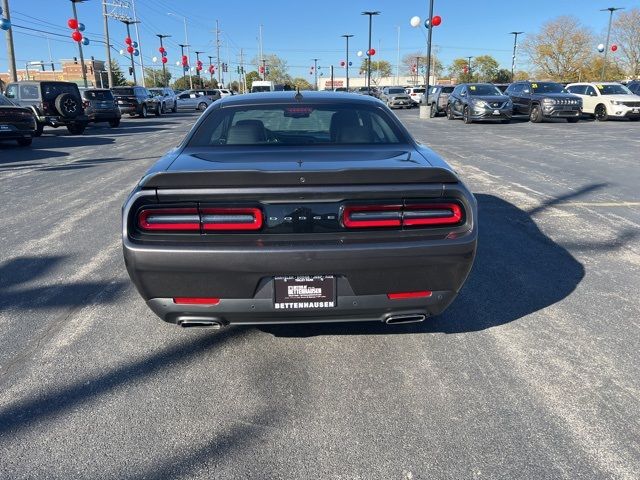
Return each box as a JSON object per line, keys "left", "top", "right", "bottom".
{"left": 122, "top": 91, "right": 477, "bottom": 328}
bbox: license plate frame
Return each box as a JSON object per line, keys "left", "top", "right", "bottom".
{"left": 274, "top": 275, "right": 336, "bottom": 310}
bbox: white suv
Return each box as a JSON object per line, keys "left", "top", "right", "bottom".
{"left": 216, "top": 88, "right": 234, "bottom": 98}
{"left": 565, "top": 82, "right": 640, "bottom": 121}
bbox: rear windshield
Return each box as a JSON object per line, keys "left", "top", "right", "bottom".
{"left": 411, "top": 88, "right": 425, "bottom": 94}
{"left": 188, "top": 104, "right": 406, "bottom": 147}
{"left": 468, "top": 84, "right": 503, "bottom": 96}
{"left": 252, "top": 86, "right": 272, "bottom": 92}
{"left": 84, "top": 90, "right": 114, "bottom": 100}
{"left": 42, "top": 83, "right": 79, "bottom": 101}
{"left": 441, "top": 87, "right": 454, "bottom": 93}
{"left": 112, "top": 88, "right": 134, "bottom": 96}
{"left": 387, "top": 88, "right": 406, "bottom": 94}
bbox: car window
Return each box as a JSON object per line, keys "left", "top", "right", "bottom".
{"left": 596, "top": 84, "right": 632, "bottom": 95}
{"left": 84, "top": 90, "right": 114, "bottom": 100}
{"left": 509, "top": 83, "right": 523, "bottom": 94}
{"left": 42, "top": 83, "right": 79, "bottom": 101}
{"left": 411, "top": 88, "right": 425, "bottom": 94}
{"left": 0, "top": 94, "right": 14, "bottom": 106}
{"left": 5, "top": 84, "right": 18, "bottom": 99}
{"left": 178, "top": 93, "right": 190, "bottom": 99}
{"left": 112, "top": 88, "right": 134, "bottom": 96}
{"left": 19, "top": 84, "right": 40, "bottom": 100}
{"left": 188, "top": 104, "right": 405, "bottom": 147}
{"left": 584, "top": 86, "right": 597, "bottom": 96}
{"left": 387, "top": 88, "right": 406, "bottom": 94}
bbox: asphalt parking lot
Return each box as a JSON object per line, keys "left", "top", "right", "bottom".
{"left": 1, "top": 110, "right": 638, "bottom": 479}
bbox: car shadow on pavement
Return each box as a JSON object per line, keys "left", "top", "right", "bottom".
{"left": 29, "top": 133, "right": 115, "bottom": 150}
{"left": 0, "top": 255, "right": 127, "bottom": 312}
{"left": 258, "top": 193, "right": 587, "bottom": 337}
{"left": 0, "top": 145, "right": 68, "bottom": 166}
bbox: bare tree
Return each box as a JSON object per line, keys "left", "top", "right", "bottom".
{"left": 612, "top": 8, "right": 640, "bottom": 78}
{"left": 401, "top": 51, "right": 443, "bottom": 83}
{"left": 521, "top": 16, "right": 594, "bottom": 81}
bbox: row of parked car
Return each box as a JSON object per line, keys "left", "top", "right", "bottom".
{"left": 426, "top": 80, "right": 640, "bottom": 124}
{"left": 0, "top": 80, "right": 234, "bottom": 146}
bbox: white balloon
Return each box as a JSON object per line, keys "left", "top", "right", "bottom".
{"left": 357, "top": 50, "right": 363, "bottom": 57}
{"left": 410, "top": 16, "right": 421, "bottom": 28}
{"left": 176, "top": 61, "right": 181, "bottom": 66}
{"left": 119, "top": 49, "right": 124, "bottom": 55}
{"left": 597, "top": 43, "right": 605, "bottom": 53}
{"left": 152, "top": 56, "right": 158, "bottom": 62}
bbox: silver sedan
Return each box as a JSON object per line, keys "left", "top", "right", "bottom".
{"left": 176, "top": 93, "right": 211, "bottom": 111}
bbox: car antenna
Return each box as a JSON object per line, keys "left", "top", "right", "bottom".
{"left": 294, "top": 86, "right": 303, "bottom": 102}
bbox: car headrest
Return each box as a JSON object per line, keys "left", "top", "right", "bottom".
{"left": 336, "top": 125, "right": 373, "bottom": 144}
{"left": 330, "top": 110, "right": 361, "bottom": 141}
{"left": 226, "top": 123, "right": 266, "bottom": 145}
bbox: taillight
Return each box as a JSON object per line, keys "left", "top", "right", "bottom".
{"left": 137, "top": 207, "right": 263, "bottom": 232}
{"left": 341, "top": 202, "right": 463, "bottom": 229}
{"left": 138, "top": 208, "right": 200, "bottom": 231}
{"left": 201, "top": 207, "right": 263, "bottom": 231}
{"left": 173, "top": 297, "right": 220, "bottom": 305}
{"left": 387, "top": 290, "right": 432, "bottom": 300}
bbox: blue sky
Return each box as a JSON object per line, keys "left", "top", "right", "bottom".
{"left": 1, "top": 0, "right": 638, "bottom": 81}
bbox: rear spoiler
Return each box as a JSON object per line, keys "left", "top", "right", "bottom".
{"left": 140, "top": 167, "right": 460, "bottom": 189}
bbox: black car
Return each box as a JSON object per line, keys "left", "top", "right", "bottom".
{"left": 122, "top": 92, "right": 478, "bottom": 328}
{"left": 626, "top": 81, "right": 640, "bottom": 95}
{"left": 148, "top": 87, "right": 178, "bottom": 114}
{"left": 80, "top": 88, "right": 121, "bottom": 127}
{"left": 0, "top": 93, "right": 36, "bottom": 146}
{"left": 4, "top": 81, "right": 89, "bottom": 135}
{"left": 111, "top": 86, "right": 161, "bottom": 118}
{"left": 446, "top": 83, "right": 513, "bottom": 124}
{"left": 505, "top": 81, "right": 582, "bottom": 123}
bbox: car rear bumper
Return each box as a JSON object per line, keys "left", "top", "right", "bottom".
{"left": 36, "top": 114, "right": 89, "bottom": 126}
{"left": 118, "top": 105, "right": 141, "bottom": 114}
{"left": 0, "top": 125, "right": 34, "bottom": 139}
{"left": 123, "top": 232, "right": 477, "bottom": 325}
{"left": 87, "top": 111, "right": 121, "bottom": 121}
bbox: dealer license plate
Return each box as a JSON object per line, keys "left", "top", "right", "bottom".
{"left": 493, "top": 110, "right": 500, "bottom": 115}
{"left": 274, "top": 275, "right": 336, "bottom": 310}
{"left": 633, "top": 108, "right": 639, "bottom": 114}
{"left": 0, "top": 124, "right": 9, "bottom": 130}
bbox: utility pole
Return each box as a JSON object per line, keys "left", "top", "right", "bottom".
{"left": 415, "top": 56, "right": 423, "bottom": 85}
{"left": 259, "top": 24, "right": 264, "bottom": 80}
{"left": 101, "top": 0, "right": 113, "bottom": 87}
{"left": 396, "top": 26, "right": 400, "bottom": 86}
{"left": 330, "top": 65, "right": 334, "bottom": 90}
{"left": 2, "top": 0, "right": 17, "bottom": 82}
{"left": 362, "top": 11, "right": 380, "bottom": 93}
{"left": 312, "top": 58, "right": 319, "bottom": 90}
{"left": 423, "top": 0, "right": 435, "bottom": 105}
{"left": 70, "top": 0, "right": 88, "bottom": 88}
{"left": 129, "top": 0, "right": 145, "bottom": 86}
{"left": 509, "top": 31, "right": 524, "bottom": 82}
{"left": 156, "top": 34, "right": 170, "bottom": 86}
{"left": 240, "top": 48, "right": 246, "bottom": 93}
{"left": 215, "top": 20, "right": 222, "bottom": 84}
{"left": 601, "top": 7, "right": 624, "bottom": 81}
{"left": 467, "top": 56, "right": 473, "bottom": 78}
{"left": 341, "top": 34, "right": 353, "bottom": 90}
{"left": 121, "top": 19, "right": 139, "bottom": 84}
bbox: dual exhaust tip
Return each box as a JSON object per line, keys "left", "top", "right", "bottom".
{"left": 177, "top": 314, "right": 427, "bottom": 328}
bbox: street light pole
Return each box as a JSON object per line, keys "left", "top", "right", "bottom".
{"left": 467, "top": 56, "right": 473, "bottom": 78}
{"left": 362, "top": 11, "right": 380, "bottom": 92}
{"left": 156, "top": 34, "right": 170, "bottom": 86}
{"left": 600, "top": 7, "right": 624, "bottom": 81}
{"left": 312, "top": 58, "right": 319, "bottom": 90}
{"left": 101, "top": 0, "right": 113, "bottom": 88}
{"left": 70, "top": 0, "right": 88, "bottom": 88}
{"left": 423, "top": 0, "right": 435, "bottom": 105}
{"left": 2, "top": 0, "right": 18, "bottom": 82}
{"left": 169, "top": 12, "right": 192, "bottom": 89}
{"left": 195, "top": 50, "right": 204, "bottom": 82}
{"left": 341, "top": 34, "right": 353, "bottom": 90}
{"left": 509, "top": 31, "right": 524, "bottom": 82}
{"left": 121, "top": 19, "right": 140, "bottom": 85}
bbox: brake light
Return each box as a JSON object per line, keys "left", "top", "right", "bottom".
{"left": 201, "top": 207, "right": 263, "bottom": 231}
{"left": 138, "top": 208, "right": 200, "bottom": 231}
{"left": 342, "top": 202, "right": 463, "bottom": 229}
{"left": 173, "top": 297, "right": 220, "bottom": 305}
{"left": 387, "top": 291, "right": 432, "bottom": 300}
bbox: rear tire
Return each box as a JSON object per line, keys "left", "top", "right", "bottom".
{"left": 594, "top": 104, "right": 608, "bottom": 121}
{"left": 140, "top": 105, "right": 148, "bottom": 118}
{"left": 172, "top": 102, "right": 177, "bottom": 113}
{"left": 155, "top": 104, "right": 162, "bottom": 116}
{"left": 447, "top": 105, "right": 454, "bottom": 120}
{"left": 566, "top": 117, "right": 579, "bottom": 123}
{"left": 108, "top": 119, "right": 120, "bottom": 128}
{"left": 430, "top": 103, "right": 437, "bottom": 118}
{"left": 529, "top": 104, "right": 543, "bottom": 123}
{"left": 34, "top": 122, "right": 44, "bottom": 137}
{"left": 17, "top": 137, "right": 32, "bottom": 147}
{"left": 66, "top": 122, "right": 86, "bottom": 135}
{"left": 463, "top": 106, "right": 472, "bottom": 124}
{"left": 197, "top": 102, "right": 208, "bottom": 111}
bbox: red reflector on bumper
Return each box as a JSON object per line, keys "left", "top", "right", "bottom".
{"left": 387, "top": 291, "right": 432, "bottom": 300}
{"left": 173, "top": 297, "right": 220, "bottom": 305}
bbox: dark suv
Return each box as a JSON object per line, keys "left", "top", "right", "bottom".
{"left": 446, "top": 83, "right": 513, "bottom": 124}
{"left": 80, "top": 88, "right": 121, "bottom": 128}
{"left": 505, "top": 81, "right": 582, "bottom": 123}
{"left": 427, "top": 85, "right": 455, "bottom": 117}
{"left": 111, "top": 86, "right": 160, "bottom": 118}
{"left": 4, "top": 80, "right": 89, "bottom": 135}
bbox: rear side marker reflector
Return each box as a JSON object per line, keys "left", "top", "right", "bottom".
{"left": 342, "top": 203, "right": 463, "bottom": 229}
{"left": 173, "top": 297, "right": 220, "bottom": 305}
{"left": 387, "top": 291, "right": 433, "bottom": 300}
{"left": 138, "top": 207, "right": 263, "bottom": 232}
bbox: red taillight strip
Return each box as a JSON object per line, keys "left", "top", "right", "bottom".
{"left": 402, "top": 203, "right": 463, "bottom": 227}
{"left": 387, "top": 291, "right": 433, "bottom": 300}
{"left": 201, "top": 207, "right": 263, "bottom": 231}
{"left": 173, "top": 297, "right": 220, "bottom": 305}
{"left": 138, "top": 208, "right": 200, "bottom": 231}
{"left": 342, "top": 204, "right": 403, "bottom": 228}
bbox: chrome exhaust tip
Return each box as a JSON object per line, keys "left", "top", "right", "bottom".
{"left": 177, "top": 317, "right": 224, "bottom": 329}
{"left": 385, "top": 314, "right": 426, "bottom": 325}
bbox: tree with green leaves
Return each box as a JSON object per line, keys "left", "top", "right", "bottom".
{"left": 492, "top": 69, "right": 513, "bottom": 83}
{"left": 172, "top": 75, "right": 207, "bottom": 91}
{"left": 449, "top": 58, "right": 474, "bottom": 83}
{"left": 109, "top": 60, "right": 127, "bottom": 86}
{"left": 290, "top": 77, "right": 313, "bottom": 90}
{"left": 251, "top": 54, "right": 291, "bottom": 85}
{"left": 245, "top": 71, "right": 260, "bottom": 91}
{"left": 358, "top": 59, "right": 392, "bottom": 86}
{"left": 143, "top": 67, "right": 172, "bottom": 88}
{"left": 473, "top": 55, "right": 500, "bottom": 82}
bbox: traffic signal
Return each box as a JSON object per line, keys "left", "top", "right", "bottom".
{"left": 129, "top": 66, "right": 134, "bottom": 75}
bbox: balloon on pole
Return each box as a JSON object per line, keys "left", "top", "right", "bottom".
{"left": 127, "top": 45, "right": 134, "bottom": 54}
{"left": 357, "top": 50, "right": 363, "bottom": 57}
{"left": 77, "top": 23, "right": 85, "bottom": 32}
{"left": 152, "top": 56, "right": 158, "bottom": 63}
{"left": 410, "top": 16, "right": 421, "bottom": 28}
{"left": 81, "top": 37, "right": 90, "bottom": 46}
{"left": 133, "top": 49, "right": 140, "bottom": 56}
{"left": 71, "top": 31, "right": 83, "bottom": 42}
{"left": 0, "top": 18, "right": 10, "bottom": 31}
{"left": 67, "top": 18, "right": 79, "bottom": 30}
{"left": 431, "top": 16, "right": 442, "bottom": 27}
{"left": 161, "top": 57, "right": 168, "bottom": 64}
{"left": 368, "top": 48, "right": 376, "bottom": 56}
{"left": 611, "top": 44, "right": 618, "bottom": 52}
{"left": 597, "top": 43, "right": 605, "bottom": 53}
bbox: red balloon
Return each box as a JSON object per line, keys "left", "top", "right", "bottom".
{"left": 127, "top": 45, "right": 134, "bottom": 54}
{"left": 368, "top": 48, "right": 376, "bottom": 56}
{"left": 125, "top": 37, "right": 132, "bottom": 45}
{"left": 611, "top": 44, "right": 618, "bottom": 52}
{"left": 432, "top": 15, "right": 442, "bottom": 27}
{"left": 158, "top": 46, "right": 165, "bottom": 53}
{"left": 209, "top": 65, "right": 215, "bottom": 73}
{"left": 182, "top": 55, "right": 188, "bottom": 62}
{"left": 161, "top": 56, "right": 168, "bottom": 64}
{"left": 340, "top": 61, "right": 345, "bottom": 67}
{"left": 67, "top": 18, "right": 79, "bottom": 30}
{"left": 71, "top": 31, "right": 83, "bottom": 42}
